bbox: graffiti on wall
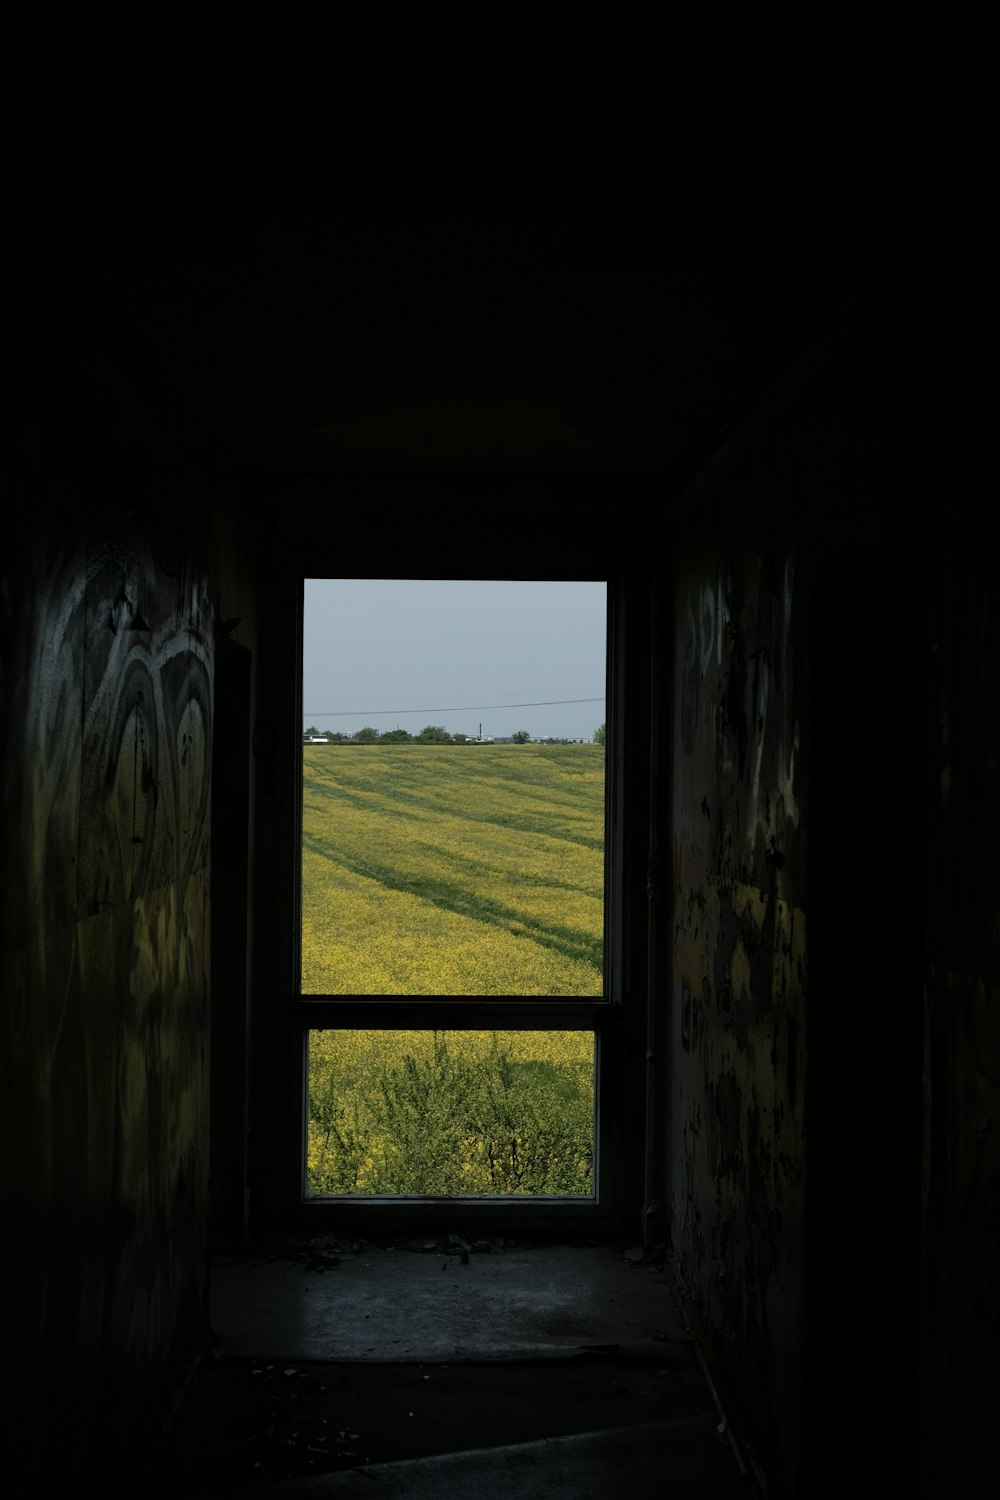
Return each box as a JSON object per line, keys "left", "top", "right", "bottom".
{"left": 676, "top": 550, "right": 800, "bottom": 892}
{"left": 681, "top": 983, "right": 707, "bottom": 1055}
{"left": 2, "top": 503, "right": 214, "bottom": 1449}
{"left": 670, "top": 532, "right": 808, "bottom": 1492}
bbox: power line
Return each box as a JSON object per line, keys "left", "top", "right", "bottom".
{"left": 303, "top": 696, "right": 605, "bottom": 720}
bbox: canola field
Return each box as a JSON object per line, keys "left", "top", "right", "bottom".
{"left": 308, "top": 1028, "right": 595, "bottom": 1196}
{"left": 301, "top": 743, "right": 604, "bottom": 1196}
{"left": 301, "top": 742, "right": 605, "bottom": 996}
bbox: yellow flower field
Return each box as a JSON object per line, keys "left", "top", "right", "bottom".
{"left": 307, "top": 1029, "right": 595, "bottom": 1196}
{"left": 300, "top": 744, "right": 604, "bottom": 1195}
{"left": 301, "top": 742, "right": 605, "bottom": 996}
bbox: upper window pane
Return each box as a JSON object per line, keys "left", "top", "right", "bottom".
{"left": 300, "top": 579, "right": 607, "bottom": 996}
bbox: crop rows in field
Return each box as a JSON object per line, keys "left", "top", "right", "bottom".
{"left": 300, "top": 743, "right": 606, "bottom": 995}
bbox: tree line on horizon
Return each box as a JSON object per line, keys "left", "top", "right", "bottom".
{"left": 303, "top": 723, "right": 606, "bottom": 745}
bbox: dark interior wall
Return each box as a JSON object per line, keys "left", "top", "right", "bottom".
{"left": 661, "top": 104, "right": 995, "bottom": 1498}
{"left": 916, "top": 162, "right": 998, "bottom": 1495}
{"left": 922, "top": 534, "right": 1000, "bottom": 1496}
{"left": 0, "top": 258, "right": 255, "bottom": 1487}
{"left": 666, "top": 473, "right": 808, "bottom": 1494}
{"left": 803, "top": 121, "right": 996, "bottom": 1500}
{"left": 1, "top": 503, "right": 211, "bottom": 1487}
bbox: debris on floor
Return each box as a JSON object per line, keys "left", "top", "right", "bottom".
{"left": 147, "top": 1235, "right": 733, "bottom": 1496}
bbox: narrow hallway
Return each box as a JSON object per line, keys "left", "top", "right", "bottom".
{"left": 5, "top": 16, "right": 994, "bottom": 1497}
{"left": 153, "top": 1235, "right": 753, "bottom": 1497}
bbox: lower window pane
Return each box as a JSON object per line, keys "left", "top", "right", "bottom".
{"left": 306, "top": 1029, "right": 595, "bottom": 1198}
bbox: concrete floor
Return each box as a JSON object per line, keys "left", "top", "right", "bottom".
{"left": 153, "top": 1234, "right": 754, "bottom": 1498}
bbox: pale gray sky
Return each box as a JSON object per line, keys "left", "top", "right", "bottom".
{"left": 303, "top": 578, "right": 606, "bottom": 741}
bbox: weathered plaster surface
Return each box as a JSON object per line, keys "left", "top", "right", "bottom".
{"left": 1, "top": 502, "right": 213, "bottom": 1480}
{"left": 669, "top": 516, "right": 807, "bottom": 1491}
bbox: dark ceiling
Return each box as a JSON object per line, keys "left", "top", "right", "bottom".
{"left": 5, "top": 7, "right": 994, "bottom": 490}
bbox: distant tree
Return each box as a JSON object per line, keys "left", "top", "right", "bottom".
{"left": 417, "top": 725, "right": 452, "bottom": 742}
{"left": 354, "top": 726, "right": 380, "bottom": 743}
{"left": 451, "top": 733, "right": 468, "bottom": 743}
{"left": 593, "top": 723, "right": 606, "bottom": 745}
{"left": 303, "top": 725, "right": 322, "bottom": 739}
{"left": 381, "top": 728, "right": 413, "bottom": 742}
{"left": 511, "top": 729, "right": 531, "bottom": 743}
{"left": 328, "top": 731, "right": 349, "bottom": 743}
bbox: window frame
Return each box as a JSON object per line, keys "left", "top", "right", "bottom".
{"left": 254, "top": 540, "right": 649, "bottom": 1237}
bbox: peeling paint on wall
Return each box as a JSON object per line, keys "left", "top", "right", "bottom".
{"left": 668, "top": 513, "right": 807, "bottom": 1491}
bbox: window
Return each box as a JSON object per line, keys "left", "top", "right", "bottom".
{"left": 300, "top": 578, "right": 606, "bottom": 1001}
{"left": 263, "top": 543, "right": 645, "bottom": 1234}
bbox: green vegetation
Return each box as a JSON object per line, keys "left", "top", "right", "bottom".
{"left": 307, "top": 1030, "right": 594, "bottom": 1196}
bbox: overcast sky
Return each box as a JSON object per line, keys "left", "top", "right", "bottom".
{"left": 303, "top": 578, "right": 606, "bottom": 741}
